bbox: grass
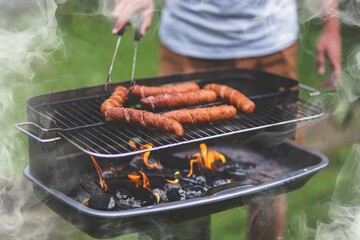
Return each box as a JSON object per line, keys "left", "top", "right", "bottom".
{"left": 13, "top": 4, "right": 360, "bottom": 240}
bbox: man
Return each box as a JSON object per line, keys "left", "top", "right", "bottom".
{"left": 112, "top": 0, "right": 341, "bottom": 239}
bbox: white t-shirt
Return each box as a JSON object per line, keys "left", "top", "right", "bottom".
{"left": 159, "top": 0, "right": 299, "bottom": 59}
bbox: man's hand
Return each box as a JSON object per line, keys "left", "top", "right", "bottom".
{"left": 112, "top": 0, "right": 154, "bottom": 36}
{"left": 315, "top": 1, "right": 342, "bottom": 90}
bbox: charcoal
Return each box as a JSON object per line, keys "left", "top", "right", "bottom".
{"left": 166, "top": 188, "right": 186, "bottom": 202}
{"left": 115, "top": 189, "right": 142, "bottom": 210}
{"left": 185, "top": 186, "right": 208, "bottom": 199}
{"left": 212, "top": 179, "right": 231, "bottom": 187}
{"left": 153, "top": 188, "right": 168, "bottom": 203}
{"left": 136, "top": 189, "right": 158, "bottom": 206}
{"left": 180, "top": 176, "right": 209, "bottom": 186}
{"left": 195, "top": 176, "right": 207, "bottom": 184}
{"left": 164, "top": 182, "right": 182, "bottom": 190}
{"left": 225, "top": 167, "right": 247, "bottom": 181}
{"left": 88, "top": 192, "right": 115, "bottom": 210}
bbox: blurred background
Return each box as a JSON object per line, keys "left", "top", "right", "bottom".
{"left": 1, "top": 0, "right": 360, "bottom": 239}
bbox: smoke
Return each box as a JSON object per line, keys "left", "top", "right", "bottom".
{"left": 0, "top": 0, "right": 65, "bottom": 239}
{"left": 290, "top": 1, "right": 360, "bottom": 239}
{"left": 315, "top": 146, "right": 360, "bottom": 240}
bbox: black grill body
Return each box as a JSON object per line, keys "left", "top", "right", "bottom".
{"left": 20, "top": 69, "right": 327, "bottom": 238}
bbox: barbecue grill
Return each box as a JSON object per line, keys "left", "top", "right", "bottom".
{"left": 18, "top": 69, "right": 328, "bottom": 239}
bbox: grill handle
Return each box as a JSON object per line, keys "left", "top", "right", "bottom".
{"left": 299, "top": 83, "right": 320, "bottom": 97}
{"left": 15, "top": 122, "right": 61, "bottom": 143}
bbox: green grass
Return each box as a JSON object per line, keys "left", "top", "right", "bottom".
{"left": 12, "top": 5, "right": 360, "bottom": 240}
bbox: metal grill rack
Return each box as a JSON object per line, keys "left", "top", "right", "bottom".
{"left": 17, "top": 69, "right": 324, "bottom": 158}
{"left": 55, "top": 95, "right": 322, "bottom": 158}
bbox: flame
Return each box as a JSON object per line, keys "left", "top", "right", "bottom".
{"left": 200, "top": 143, "right": 226, "bottom": 170}
{"left": 128, "top": 171, "right": 160, "bottom": 204}
{"left": 187, "top": 143, "right": 227, "bottom": 176}
{"left": 128, "top": 172, "right": 141, "bottom": 188}
{"left": 187, "top": 153, "right": 202, "bottom": 177}
{"left": 128, "top": 140, "right": 137, "bottom": 151}
{"left": 167, "top": 170, "right": 181, "bottom": 184}
{"left": 166, "top": 179, "right": 179, "bottom": 184}
{"left": 140, "top": 143, "right": 163, "bottom": 170}
{"left": 88, "top": 149, "right": 108, "bottom": 191}
{"left": 129, "top": 141, "right": 163, "bottom": 170}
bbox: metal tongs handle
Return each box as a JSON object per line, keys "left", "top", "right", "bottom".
{"left": 127, "top": 28, "right": 142, "bottom": 95}
{"left": 105, "top": 26, "right": 127, "bottom": 91}
{"left": 299, "top": 83, "right": 320, "bottom": 97}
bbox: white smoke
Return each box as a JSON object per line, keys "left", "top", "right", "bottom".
{"left": 293, "top": 1, "right": 360, "bottom": 240}
{"left": 0, "top": 0, "right": 64, "bottom": 239}
{"left": 315, "top": 144, "right": 360, "bottom": 240}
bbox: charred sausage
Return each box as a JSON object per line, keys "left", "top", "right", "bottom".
{"left": 104, "top": 107, "right": 184, "bottom": 136}
{"left": 203, "top": 83, "right": 255, "bottom": 113}
{"left": 162, "top": 105, "right": 237, "bottom": 124}
{"left": 101, "top": 86, "right": 128, "bottom": 114}
{"left": 140, "top": 90, "right": 217, "bottom": 110}
{"left": 130, "top": 82, "right": 200, "bottom": 98}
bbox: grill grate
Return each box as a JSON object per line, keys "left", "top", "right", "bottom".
{"left": 55, "top": 95, "right": 323, "bottom": 158}
{"left": 27, "top": 71, "right": 324, "bottom": 158}
{"left": 33, "top": 79, "right": 276, "bottom": 131}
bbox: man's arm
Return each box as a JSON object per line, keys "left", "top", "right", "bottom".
{"left": 315, "top": 0, "right": 342, "bottom": 89}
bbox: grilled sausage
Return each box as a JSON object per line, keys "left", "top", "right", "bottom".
{"left": 162, "top": 105, "right": 237, "bottom": 124}
{"left": 101, "top": 86, "right": 128, "bottom": 114}
{"left": 140, "top": 90, "right": 217, "bottom": 110}
{"left": 104, "top": 107, "right": 184, "bottom": 136}
{"left": 203, "top": 83, "right": 255, "bottom": 113}
{"left": 130, "top": 82, "right": 200, "bottom": 98}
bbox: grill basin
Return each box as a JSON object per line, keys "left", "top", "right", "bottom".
{"left": 24, "top": 139, "right": 328, "bottom": 238}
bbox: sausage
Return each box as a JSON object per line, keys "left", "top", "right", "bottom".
{"left": 140, "top": 89, "right": 217, "bottom": 110}
{"left": 162, "top": 105, "right": 237, "bottom": 124}
{"left": 104, "top": 107, "right": 184, "bottom": 136}
{"left": 203, "top": 83, "right": 255, "bottom": 113}
{"left": 101, "top": 86, "right": 128, "bottom": 114}
{"left": 130, "top": 82, "right": 200, "bottom": 98}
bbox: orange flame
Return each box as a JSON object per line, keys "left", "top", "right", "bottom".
{"left": 167, "top": 170, "right": 181, "bottom": 184}
{"left": 187, "top": 153, "right": 202, "bottom": 177}
{"left": 88, "top": 150, "right": 108, "bottom": 191}
{"left": 129, "top": 141, "right": 163, "bottom": 170}
{"left": 128, "top": 172, "right": 141, "bottom": 188}
{"left": 187, "top": 143, "right": 227, "bottom": 176}
{"left": 140, "top": 144, "right": 163, "bottom": 170}
{"left": 128, "top": 140, "right": 137, "bottom": 151}
{"left": 128, "top": 171, "right": 160, "bottom": 204}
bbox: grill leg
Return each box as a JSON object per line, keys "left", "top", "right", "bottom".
{"left": 138, "top": 216, "right": 211, "bottom": 240}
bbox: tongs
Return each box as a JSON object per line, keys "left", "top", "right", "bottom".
{"left": 105, "top": 25, "right": 141, "bottom": 95}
